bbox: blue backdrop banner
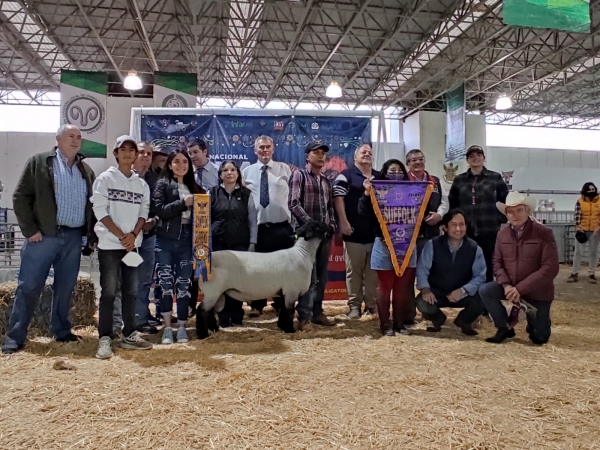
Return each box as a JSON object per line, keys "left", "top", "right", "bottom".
{"left": 141, "top": 113, "right": 372, "bottom": 301}
{"left": 140, "top": 114, "right": 371, "bottom": 170}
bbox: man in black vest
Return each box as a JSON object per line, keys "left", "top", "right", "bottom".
{"left": 406, "top": 149, "right": 448, "bottom": 256}
{"left": 415, "top": 209, "right": 487, "bottom": 335}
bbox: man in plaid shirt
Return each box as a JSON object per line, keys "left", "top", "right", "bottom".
{"left": 289, "top": 141, "right": 337, "bottom": 331}
{"left": 449, "top": 145, "right": 509, "bottom": 282}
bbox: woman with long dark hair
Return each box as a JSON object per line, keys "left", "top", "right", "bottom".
{"left": 210, "top": 160, "right": 258, "bottom": 327}
{"left": 152, "top": 150, "right": 205, "bottom": 344}
{"left": 358, "top": 159, "right": 417, "bottom": 336}
{"left": 568, "top": 182, "right": 600, "bottom": 284}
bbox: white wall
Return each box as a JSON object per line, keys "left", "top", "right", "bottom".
{"left": 0, "top": 97, "right": 153, "bottom": 211}
{"left": 486, "top": 146, "right": 600, "bottom": 210}
{"left": 487, "top": 124, "right": 600, "bottom": 152}
{"left": 402, "top": 111, "right": 487, "bottom": 185}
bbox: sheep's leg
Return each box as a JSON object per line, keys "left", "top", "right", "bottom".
{"left": 207, "top": 308, "right": 219, "bottom": 333}
{"left": 277, "top": 294, "right": 297, "bottom": 333}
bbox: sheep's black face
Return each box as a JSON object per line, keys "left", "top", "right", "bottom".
{"left": 296, "top": 220, "right": 331, "bottom": 240}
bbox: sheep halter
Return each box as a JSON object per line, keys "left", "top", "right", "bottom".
{"left": 193, "top": 193, "right": 212, "bottom": 282}
{"left": 369, "top": 181, "right": 433, "bottom": 277}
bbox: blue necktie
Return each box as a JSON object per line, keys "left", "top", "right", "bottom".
{"left": 260, "top": 165, "right": 270, "bottom": 208}
{"left": 196, "top": 168, "right": 203, "bottom": 187}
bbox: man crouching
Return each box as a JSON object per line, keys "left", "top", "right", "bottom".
{"left": 479, "top": 191, "right": 559, "bottom": 345}
{"left": 416, "top": 209, "right": 487, "bottom": 335}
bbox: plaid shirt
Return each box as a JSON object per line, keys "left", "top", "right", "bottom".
{"left": 448, "top": 167, "right": 509, "bottom": 237}
{"left": 53, "top": 149, "right": 88, "bottom": 228}
{"left": 575, "top": 200, "right": 582, "bottom": 230}
{"left": 288, "top": 167, "right": 336, "bottom": 230}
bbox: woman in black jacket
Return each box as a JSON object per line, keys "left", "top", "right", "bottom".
{"left": 210, "top": 160, "right": 258, "bottom": 327}
{"left": 152, "top": 150, "right": 204, "bottom": 345}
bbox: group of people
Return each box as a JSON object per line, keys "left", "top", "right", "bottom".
{"left": 334, "top": 144, "right": 559, "bottom": 343}
{"left": 1, "top": 124, "right": 561, "bottom": 358}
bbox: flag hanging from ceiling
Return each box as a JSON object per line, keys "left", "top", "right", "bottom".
{"left": 503, "top": 0, "right": 591, "bottom": 33}
{"left": 153, "top": 72, "right": 197, "bottom": 108}
{"left": 60, "top": 70, "right": 107, "bottom": 158}
{"left": 445, "top": 83, "right": 466, "bottom": 163}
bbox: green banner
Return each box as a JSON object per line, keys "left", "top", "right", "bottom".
{"left": 154, "top": 72, "right": 197, "bottom": 108}
{"left": 445, "top": 83, "right": 466, "bottom": 163}
{"left": 503, "top": 0, "right": 590, "bottom": 33}
{"left": 60, "top": 70, "right": 108, "bottom": 158}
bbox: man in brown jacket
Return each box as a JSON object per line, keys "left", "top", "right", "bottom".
{"left": 479, "top": 191, "right": 559, "bottom": 345}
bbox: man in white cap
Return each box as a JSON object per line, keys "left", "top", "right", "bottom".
{"left": 91, "top": 135, "right": 153, "bottom": 359}
{"left": 479, "top": 191, "right": 559, "bottom": 345}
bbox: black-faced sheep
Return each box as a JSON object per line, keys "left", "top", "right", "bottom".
{"left": 196, "top": 221, "right": 332, "bottom": 338}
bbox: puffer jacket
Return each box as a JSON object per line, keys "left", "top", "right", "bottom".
{"left": 576, "top": 196, "right": 600, "bottom": 232}
{"left": 493, "top": 219, "right": 559, "bottom": 303}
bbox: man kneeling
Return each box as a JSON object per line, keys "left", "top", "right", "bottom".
{"left": 416, "top": 209, "right": 486, "bottom": 335}
{"left": 479, "top": 191, "right": 559, "bottom": 345}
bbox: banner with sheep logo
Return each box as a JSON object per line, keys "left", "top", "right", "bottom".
{"left": 60, "top": 70, "right": 107, "bottom": 158}
{"left": 370, "top": 181, "right": 433, "bottom": 276}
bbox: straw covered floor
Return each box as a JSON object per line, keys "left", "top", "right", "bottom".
{"left": 0, "top": 267, "right": 599, "bottom": 449}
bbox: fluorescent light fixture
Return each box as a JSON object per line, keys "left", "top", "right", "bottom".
{"left": 496, "top": 95, "right": 513, "bottom": 110}
{"left": 124, "top": 70, "right": 142, "bottom": 90}
{"left": 326, "top": 81, "right": 342, "bottom": 98}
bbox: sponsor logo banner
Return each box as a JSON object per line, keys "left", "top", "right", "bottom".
{"left": 154, "top": 72, "right": 197, "bottom": 108}
{"left": 60, "top": 70, "right": 107, "bottom": 158}
{"left": 370, "top": 181, "right": 433, "bottom": 276}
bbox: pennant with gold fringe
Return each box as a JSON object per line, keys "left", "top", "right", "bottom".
{"left": 370, "top": 181, "right": 433, "bottom": 277}
{"left": 193, "top": 194, "right": 212, "bottom": 282}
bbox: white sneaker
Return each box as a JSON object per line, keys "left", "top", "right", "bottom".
{"left": 162, "top": 327, "right": 174, "bottom": 345}
{"left": 176, "top": 327, "right": 189, "bottom": 343}
{"left": 96, "top": 336, "right": 113, "bottom": 359}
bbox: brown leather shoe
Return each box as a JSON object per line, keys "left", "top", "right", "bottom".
{"left": 312, "top": 313, "right": 335, "bottom": 326}
{"left": 298, "top": 320, "right": 315, "bottom": 332}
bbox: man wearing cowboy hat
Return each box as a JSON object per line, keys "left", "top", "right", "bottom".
{"left": 479, "top": 191, "right": 559, "bottom": 345}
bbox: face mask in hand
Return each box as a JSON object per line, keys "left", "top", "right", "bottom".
{"left": 387, "top": 172, "right": 405, "bottom": 181}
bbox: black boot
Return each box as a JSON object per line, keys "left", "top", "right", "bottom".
{"left": 486, "top": 327, "right": 516, "bottom": 344}
{"left": 426, "top": 312, "right": 447, "bottom": 332}
{"left": 380, "top": 321, "right": 395, "bottom": 337}
{"left": 454, "top": 317, "right": 478, "bottom": 336}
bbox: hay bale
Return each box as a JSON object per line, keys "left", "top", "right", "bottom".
{"left": 0, "top": 276, "right": 97, "bottom": 337}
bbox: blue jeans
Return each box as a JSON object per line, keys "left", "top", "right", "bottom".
{"left": 296, "top": 237, "right": 332, "bottom": 322}
{"left": 112, "top": 235, "right": 156, "bottom": 329}
{"left": 156, "top": 228, "right": 193, "bottom": 321}
{"left": 2, "top": 228, "right": 82, "bottom": 350}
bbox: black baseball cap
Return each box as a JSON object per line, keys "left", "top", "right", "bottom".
{"left": 305, "top": 141, "right": 329, "bottom": 154}
{"left": 465, "top": 145, "right": 485, "bottom": 158}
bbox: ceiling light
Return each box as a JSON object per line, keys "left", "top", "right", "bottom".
{"left": 495, "top": 95, "right": 512, "bottom": 110}
{"left": 124, "top": 70, "right": 142, "bottom": 90}
{"left": 326, "top": 81, "right": 342, "bottom": 99}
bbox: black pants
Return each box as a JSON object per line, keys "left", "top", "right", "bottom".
{"left": 470, "top": 232, "right": 497, "bottom": 282}
{"left": 479, "top": 281, "right": 552, "bottom": 344}
{"left": 416, "top": 288, "right": 484, "bottom": 325}
{"left": 98, "top": 249, "right": 138, "bottom": 339}
{"left": 251, "top": 221, "right": 296, "bottom": 312}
